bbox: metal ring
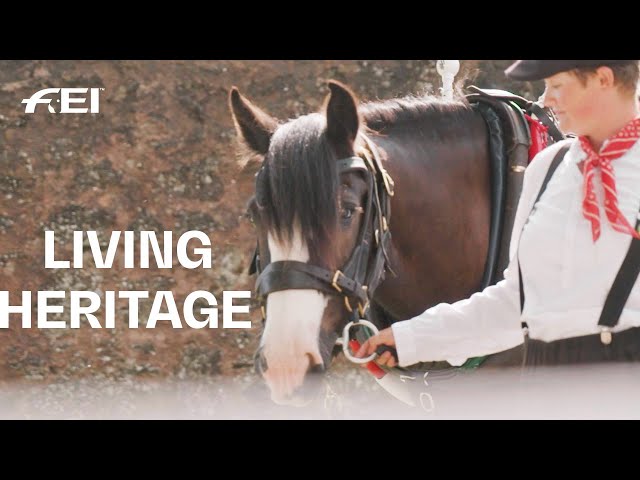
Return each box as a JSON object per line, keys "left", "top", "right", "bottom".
{"left": 420, "top": 392, "right": 435, "bottom": 413}
{"left": 341, "top": 319, "right": 379, "bottom": 364}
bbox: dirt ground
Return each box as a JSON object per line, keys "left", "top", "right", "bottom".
{"left": 3, "top": 362, "right": 640, "bottom": 419}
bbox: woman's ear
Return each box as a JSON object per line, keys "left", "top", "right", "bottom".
{"left": 595, "top": 66, "right": 615, "bottom": 89}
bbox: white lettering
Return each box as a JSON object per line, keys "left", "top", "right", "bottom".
{"left": 73, "top": 230, "right": 83, "bottom": 268}
{"left": 37, "top": 291, "right": 66, "bottom": 328}
{"left": 70, "top": 291, "right": 102, "bottom": 328}
{"left": 44, "top": 230, "right": 70, "bottom": 269}
{"left": 91, "top": 88, "right": 100, "bottom": 113}
{"left": 0, "top": 291, "right": 32, "bottom": 328}
{"left": 21, "top": 88, "right": 60, "bottom": 113}
{"left": 60, "top": 88, "right": 89, "bottom": 113}
{"left": 177, "top": 231, "right": 212, "bottom": 269}
{"left": 105, "top": 290, "right": 115, "bottom": 328}
{"left": 119, "top": 291, "right": 149, "bottom": 328}
{"left": 140, "top": 231, "right": 172, "bottom": 269}
{"left": 0, "top": 290, "right": 252, "bottom": 329}
{"left": 48, "top": 231, "right": 213, "bottom": 269}
{"left": 87, "top": 231, "right": 121, "bottom": 268}
{"left": 22, "top": 88, "right": 101, "bottom": 114}
{"left": 124, "top": 231, "right": 134, "bottom": 268}
{"left": 183, "top": 291, "right": 218, "bottom": 328}
{"left": 223, "top": 291, "right": 252, "bottom": 328}
{"left": 147, "top": 291, "right": 182, "bottom": 328}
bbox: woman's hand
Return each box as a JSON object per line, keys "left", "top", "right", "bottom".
{"left": 354, "top": 327, "right": 398, "bottom": 367}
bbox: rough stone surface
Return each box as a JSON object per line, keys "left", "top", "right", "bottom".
{"left": 0, "top": 60, "right": 543, "bottom": 391}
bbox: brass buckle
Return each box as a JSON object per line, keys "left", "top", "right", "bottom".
{"left": 344, "top": 296, "right": 353, "bottom": 313}
{"left": 600, "top": 327, "right": 612, "bottom": 345}
{"left": 357, "top": 286, "right": 369, "bottom": 317}
{"left": 332, "top": 270, "right": 344, "bottom": 293}
{"left": 361, "top": 149, "right": 376, "bottom": 173}
{"left": 382, "top": 169, "right": 395, "bottom": 197}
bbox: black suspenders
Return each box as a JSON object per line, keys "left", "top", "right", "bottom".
{"left": 518, "top": 144, "right": 570, "bottom": 331}
{"left": 518, "top": 142, "right": 640, "bottom": 344}
{"left": 597, "top": 210, "right": 640, "bottom": 343}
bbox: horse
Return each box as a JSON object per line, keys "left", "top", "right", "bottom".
{"left": 229, "top": 80, "right": 526, "bottom": 406}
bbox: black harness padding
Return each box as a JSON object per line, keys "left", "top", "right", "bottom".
{"left": 467, "top": 86, "right": 565, "bottom": 143}
{"left": 248, "top": 248, "right": 259, "bottom": 276}
{"left": 471, "top": 103, "right": 507, "bottom": 289}
{"left": 468, "top": 94, "right": 530, "bottom": 288}
{"left": 467, "top": 86, "right": 565, "bottom": 289}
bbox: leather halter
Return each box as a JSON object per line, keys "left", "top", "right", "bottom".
{"left": 249, "top": 134, "right": 395, "bottom": 320}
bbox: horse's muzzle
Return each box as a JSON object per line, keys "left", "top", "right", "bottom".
{"left": 254, "top": 346, "right": 326, "bottom": 376}
{"left": 254, "top": 347, "right": 327, "bottom": 406}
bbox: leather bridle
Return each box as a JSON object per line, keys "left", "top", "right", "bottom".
{"left": 249, "top": 134, "right": 395, "bottom": 327}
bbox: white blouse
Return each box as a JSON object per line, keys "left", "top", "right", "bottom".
{"left": 392, "top": 139, "right": 640, "bottom": 367}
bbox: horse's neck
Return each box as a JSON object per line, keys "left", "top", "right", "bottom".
{"left": 368, "top": 114, "right": 491, "bottom": 320}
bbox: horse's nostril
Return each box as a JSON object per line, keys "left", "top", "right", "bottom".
{"left": 306, "top": 354, "right": 325, "bottom": 374}
{"left": 254, "top": 347, "right": 268, "bottom": 375}
{"left": 308, "top": 363, "right": 325, "bottom": 374}
{"left": 291, "top": 356, "right": 326, "bottom": 403}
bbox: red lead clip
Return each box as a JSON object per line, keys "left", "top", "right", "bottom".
{"left": 348, "top": 339, "right": 416, "bottom": 407}
{"left": 349, "top": 339, "right": 386, "bottom": 379}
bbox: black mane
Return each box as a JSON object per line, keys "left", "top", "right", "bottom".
{"left": 256, "top": 94, "right": 475, "bottom": 255}
{"left": 257, "top": 113, "right": 337, "bottom": 256}
{"left": 361, "top": 94, "right": 475, "bottom": 137}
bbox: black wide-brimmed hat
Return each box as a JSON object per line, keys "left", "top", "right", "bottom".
{"left": 505, "top": 60, "right": 637, "bottom": 81}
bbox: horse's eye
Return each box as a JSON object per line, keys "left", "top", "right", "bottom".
{"left": 341, "top": 207, "right": 354, "bottom": 220}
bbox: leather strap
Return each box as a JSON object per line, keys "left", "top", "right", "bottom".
{"left": 527, "top": 103, "right": 565, "bottom": 143}
{"left": 256, "top": 260, "right": 368, "bottom": 302}
{"left": 598, "top": 211, "right": 640, "bottom": 328}
{"left": 336, "top": 156, "right": 369, "bottom": 173}
{"left": 251, "top": 133, "right": 395, "bottom": 324}
{"left": 519, "top": 143, "right": 571, "bottom": 320}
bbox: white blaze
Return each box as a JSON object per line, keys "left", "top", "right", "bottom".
{"left": 261, "top": 228, "right": 328, "bottom": 404}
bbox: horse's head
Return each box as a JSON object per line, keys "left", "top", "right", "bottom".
{"left": 230, "top": 81, "right": 383, "bottom": 405}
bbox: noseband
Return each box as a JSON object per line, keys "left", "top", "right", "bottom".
{"left": 249, "top": 134, "right": 395, "bottom": 323}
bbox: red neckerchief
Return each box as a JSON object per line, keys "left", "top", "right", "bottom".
{"left": 578, "top": 117, "right": 640, "bottom": 242}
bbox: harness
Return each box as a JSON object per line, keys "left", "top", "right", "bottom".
{"left": 250, "top": 134, "right": 395, "bottom": 363}
{"left": 249, "top": 90, "right": 565, "bottom": 409}
{"left": 466, "top": 86, "right": 565, "bottom": 287}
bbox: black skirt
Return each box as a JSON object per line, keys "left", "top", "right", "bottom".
{"left": 523, "top": 326, "right": 640, "bottom": 367}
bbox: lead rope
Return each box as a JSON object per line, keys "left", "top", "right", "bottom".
{"left": 341, "top": 321, "right": 438, "bottom": 412}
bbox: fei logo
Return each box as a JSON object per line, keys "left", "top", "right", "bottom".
{"left": 21, "top": 88, "right": 104, "bottom": 114}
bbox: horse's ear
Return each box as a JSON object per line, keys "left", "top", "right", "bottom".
{"left": 325, "top": 80, "right": 360, "bottom": 154}
{"left": 229, "top": 87, "right": 278, "bottom": 155}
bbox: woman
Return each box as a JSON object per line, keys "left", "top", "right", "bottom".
{"left": 356, "top": 60, "right": 640, "bottom": 368}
